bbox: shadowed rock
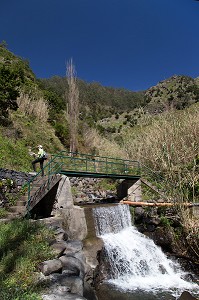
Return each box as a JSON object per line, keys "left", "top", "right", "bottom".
{"left": 178, "top": 291, "right": 197, "bottom": 300}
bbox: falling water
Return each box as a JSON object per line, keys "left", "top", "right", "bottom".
{"left": 93, "top": 204, "right": 198, "bottom": 298}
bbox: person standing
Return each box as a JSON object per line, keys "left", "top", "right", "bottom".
{"left": 31, "top": 145, "right": 45, "bottom": 176}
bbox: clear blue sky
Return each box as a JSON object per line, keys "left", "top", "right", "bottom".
{"left": 1, "top": 0, "right": 199, "bottom": 91}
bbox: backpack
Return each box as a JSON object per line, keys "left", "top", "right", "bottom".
{"left": 42, "top": 151, "right": 48, "bottom": 160}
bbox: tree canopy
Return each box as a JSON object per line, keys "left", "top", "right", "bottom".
{"left": 0, "top": 62, "right": 24, "bottom": 124}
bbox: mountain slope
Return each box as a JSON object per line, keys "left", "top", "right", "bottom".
{"left": 144, "top": 75, "right": 199, "bottom": 114}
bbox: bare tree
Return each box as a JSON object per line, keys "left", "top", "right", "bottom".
{"left": 66, "top": 58, "right": 79, "bottom": 154}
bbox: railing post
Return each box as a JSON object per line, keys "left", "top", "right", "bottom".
{"left": 48, "top": 157, "right": 51, "bottom": 191}
{"left": 138, "top": 161, "right": 141, "bottom": 176}
{"left": 27, "top": 182, "right": 31, "bottom": 218}
{"left": 106, "top": 157, "right": 108, "bottom": 174}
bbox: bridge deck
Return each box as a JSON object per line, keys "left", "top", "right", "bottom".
{"left": 60, "top": 169, "right": 140, "bottom": 180}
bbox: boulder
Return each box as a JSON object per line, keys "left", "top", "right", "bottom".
{"left": 144, "top": 227, "right": 174, "bottom": 252}
{"left": 178, "top": 291, "right": 197, "bottom": 300}
{"left": 64, "top": 240, "right": 83, "bottom": 254}
{"left": 42, "top": 273, "right": 84, "bottom": 297}
{"left": 54, "top": 228, "right": 68, "bottom": 242}
{"left": 59, "top": 255, "right": 85, "bottom": 278}
{"left": 50, "top": 241, "right": 68, "bottom": 257}
{"left": 42, "top": 291, "right": 87, "bottom": 300}
{"left": 38, "top": 259, "right": 62, "bottom": 276}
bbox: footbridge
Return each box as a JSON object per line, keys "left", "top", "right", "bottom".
{"left": 22, "top": 151, "right": 141, "bottom": 216}
{"left": 52, "top": 151, "right": 141, "bottom": 179}
{"left": 14, "top": 151, "right": 198, "bottom": 218}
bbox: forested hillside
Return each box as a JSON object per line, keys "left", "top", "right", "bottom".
{"left": 144, "top": 75, "right": 199, "bottom": 113}
{"left": 39, "top": 76, "right": 145, "bottom": 121}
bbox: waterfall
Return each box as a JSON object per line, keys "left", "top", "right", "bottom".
{"left": 93, "top": 204, "right": 198, "bottom": 295}
{"left": 93, "top": 204, "right": 131, "bottom": 236}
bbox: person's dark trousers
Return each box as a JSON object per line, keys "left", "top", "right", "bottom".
{"left": 32, "top": 158, "right": 45, "bottom": 176}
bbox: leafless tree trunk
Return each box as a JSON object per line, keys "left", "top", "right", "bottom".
{"left": 66, "top": 58, "right": 79, "bottom": 154}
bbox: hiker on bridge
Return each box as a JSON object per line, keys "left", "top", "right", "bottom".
{"left": 31, "top": 145, "right": 45, "bottom": 176}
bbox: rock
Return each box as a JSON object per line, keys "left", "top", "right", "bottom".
{"left": 64, "top": 240, "right": 83, "bottom": 253}
{"left": 51, "top": 242, "right": 67, "bottom": 257}
{"left": 0, "top": 168, "right": 34, "bottom": 185}
{"left": 83, "top": 281, "right": 98, "bottom": 300}
{"left": 43, "top": 273, "right": 85, "bottom": 297}
{"left": 59, "top": 255, "right": 85, "bottom": 278}
{"left": 146, "top": 224, "right": 156, "bottom": 232}
{"left": 55, "top": 231, "right": 68, "bottom": 242}
{"left": 134, "top": 207, "right": 145, "bottom": 221}
{"left": 144, "top": 227, "right": 174, "bottom": 252}
{"left": 56, "top": 276, "right": 84, "bottom": 296}
{"left": 66, "top": 252, "right": 87, "bottom": 265}
{"left": 42, "top": 292, "right": 87, "bottom": 300}
{"left": 38, "top": 259, "right": 62, "bottom": 276}
{"left": 69, "top": 177, "right": 117, "bottom": 205}
{"left": 178, "top": 291, "right": 197, "bottom": 300}
{"left": 74, "top": 198, "right": 84, "bottom": 204}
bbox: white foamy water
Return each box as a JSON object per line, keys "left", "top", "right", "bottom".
{"left": 93, "top": 204, "right": 131, "bottom": 236}
{"left": 93, "top": 204, "right": 199, "bottom": 295}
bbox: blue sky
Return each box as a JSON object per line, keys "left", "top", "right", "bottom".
{"left": 1, "top": 0, "right": 199, "bottom": 91}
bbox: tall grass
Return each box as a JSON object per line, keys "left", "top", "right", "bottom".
{"left": 83, "top": 127, "right": 128, "bottom": 159}
{"left": 17, "top": 92, "right": 48, "bottom": 122}
{"left": 123, "top": 105, "right": 199, "bottom": 202}
{"left": 0, "top": 219, "right": 54, "bottom": 300}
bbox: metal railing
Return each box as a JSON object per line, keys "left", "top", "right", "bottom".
{"left": 51, "top": 151, "right": 141, "bottom": 177}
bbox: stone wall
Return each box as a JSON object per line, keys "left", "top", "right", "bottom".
{"left": 0, "top": 168, "right": 34, "bottom": 208}
{"left": 0, "top": 168, "right": 34, "bottom": 186}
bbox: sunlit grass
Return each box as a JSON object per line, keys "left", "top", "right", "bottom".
{"left": 0, "top": 219, "right": 54, "bottom": 300}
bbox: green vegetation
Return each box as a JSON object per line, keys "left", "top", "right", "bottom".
{"left": 0, "top": 208, "right": 8, "bottom": 218}
{"left": 0, "top": 219, "right": 54, "bottom": 300}
{"left": 0, "top": 110, "right": 64, "bottom": 171}
{"left": 0, "top": 42, "right": 36, "bottom": 126}
{"left": 144, "top": 75, "right": 199, "bottom": 114}
{"left": 160, "top": 216, "right": 173, "bottom": 228}
{"left": 0, "top": 61, "right": 23, "bottom": 125}
{"left": 39, "top": 77, "right": 145, "bottom": 125}
{"left": 96, "top": 178, "right": 117, "bottom": 191}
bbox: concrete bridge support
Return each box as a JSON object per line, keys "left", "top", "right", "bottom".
{"left": 117, "top": 179, "right": 142, "bottom": 202}
{"left": 54, "top": 175, "right": 87, "bottom": 241}
{"left": 54, "top": 175, "right": 104, "bottom": 268}
{"left": 192, "top": 205, "right": 199, "bottom": 218}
